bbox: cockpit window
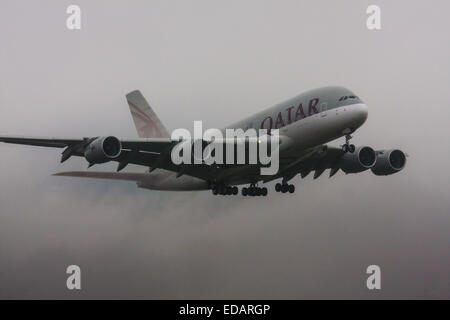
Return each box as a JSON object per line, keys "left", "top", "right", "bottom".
{"left": 339, "top": 95, "right": 359, "bottom": 101}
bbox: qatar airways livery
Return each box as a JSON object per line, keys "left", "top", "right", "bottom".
{"left": 0, "top": 86, "right": 407, "bottom": 196}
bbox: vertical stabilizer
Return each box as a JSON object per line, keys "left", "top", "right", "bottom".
{"left": 126, "top": 90, "right": 169, "bottom": 138}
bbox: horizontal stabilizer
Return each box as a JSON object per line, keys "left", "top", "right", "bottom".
{"left": 53, "top": 171, "right": 148, "bottom": 182}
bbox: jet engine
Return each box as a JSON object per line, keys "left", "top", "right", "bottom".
{"left": 339, "top": 146, "right": 377, "bottom": 173}
{"left": 84, "top": 136, "right": 122, "bottom": 164}
{"left": 371, "top": 149, "right": 406, "bottom": 175}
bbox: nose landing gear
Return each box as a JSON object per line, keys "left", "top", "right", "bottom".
{"left": 341, "top": 133, "right": 355, "bottom": 153}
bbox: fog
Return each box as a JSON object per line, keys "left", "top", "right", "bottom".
{"left": 0, "top": 0, "right": 449, "bottom": 299}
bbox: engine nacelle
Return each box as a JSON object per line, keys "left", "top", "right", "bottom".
{"left": 371, "top": 149, "right": 406, "bottom": 175}
{"left": 339, "top": 146, "right": 377, "bottom": 173}
{"left": 84, "top": 136, "right": 122, "bottom": 164}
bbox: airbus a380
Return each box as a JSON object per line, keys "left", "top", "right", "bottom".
{"left": 0, "top": 86, "right": 406, "bottom": 197}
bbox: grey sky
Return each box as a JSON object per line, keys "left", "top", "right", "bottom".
{"left": 0, "top": 0, "right": 449, "bottom": 298}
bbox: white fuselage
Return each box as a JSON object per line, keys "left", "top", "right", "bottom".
{"left": 281, "top": 103, "right": 368, "bottom": 152}
{"left": 138, "top": 87, "right": 369, "bottom": 190}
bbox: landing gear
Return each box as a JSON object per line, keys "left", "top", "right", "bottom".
{"left": 211, "top": 184, "right": 238, "bottom": 196}
{"left": 212, "top": 183, "right": 269, "bottom": 197}
{"left": 242, "top": 184, "right": 268, "bottom": 197}
{"left": 275, "top": 183, "right": 281, "bottom": 192}
{"left": 261, "top": 187, "right": 268, "bottom": 196}
{"left": 341, "top": 133, "right": 355, "bottom": 153}
{"left": 342, "top": 144, "right": 355, "bottom": 153}
{"left": 275, "top": 182, "right": 295, "bottom": 194}
{"left": 288, "top": 184, "right": 295, "bottom": 193}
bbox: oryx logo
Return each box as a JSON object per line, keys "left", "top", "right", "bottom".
{"left": 128, "top": 101, "right": 165, "bottom": 138}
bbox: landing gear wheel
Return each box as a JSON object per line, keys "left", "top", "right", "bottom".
{"left": 232, "top": 186, "right": 238, "bottom": 195}
{"left": 348, "top": 144, "right": 355, "bottom": 153}
{"left": 275, "top": 183, "right": 281, "bottom": 192}
{"left": 342, "top": 133, "right": 355, "bottom": 153}
{"left": 281, "top": 184, "right": 289, "bottom": 193}
{"left": 342, "top": 144, "right": 349, "bottom": 153}
{"left": 242, "top": 183, "right": 269, "bottom": 196}
{"left": 261, "top": 187, "right": 268, "bottom": 196}
{"left": 288, "top": 184, "right": 295, "bottom": 193}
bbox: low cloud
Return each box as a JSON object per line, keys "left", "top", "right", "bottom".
{"left": 1, "top": 0, "right": 449, "bottom": 299}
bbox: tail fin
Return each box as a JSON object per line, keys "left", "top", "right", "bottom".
{"left": 126, "top": 90, "right": 169, "bottom": 138}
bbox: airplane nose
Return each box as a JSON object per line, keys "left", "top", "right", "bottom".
{"left": 357, "top": 103, "right": 368, "bottom": 122}
{"left": 346, "top": 103, "right": 368, "bottom": 130}
{"left": 353, "top": 103, "right": 368, "bottom": 125}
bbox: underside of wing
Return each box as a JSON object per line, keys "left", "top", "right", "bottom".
{"left": 270, "top": 144, "right": 387, "bottom": 183}
{"left": 261, "top": 145, "right": 344, "bottom": 183}
{"left": 0, "top": 135, "right": 217, "bottom": 181}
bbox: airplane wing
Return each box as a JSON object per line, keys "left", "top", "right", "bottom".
{"left": 262, "top": 145, "right": 346, "bottom": 183}
{"left": 0, "top": 136, "right": 172, "bottom": 152}
{"left": 0, "top": 135, "right": 360, "bottom": 184}
{"left": 0, "top": 135, "right": 218, "bottom": 181}
{"left": 0, "top": 136, "right": 84, "bottom": 148}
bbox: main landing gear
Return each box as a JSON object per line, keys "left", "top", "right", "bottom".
{"left": 212, "top": 185, "right": 238, "bottom": 196}
{"left": 242, "top": 184, "right": 268, "bottom": 197}
{"left": 275, "top": 182, "right": 295, "bottom": 194}
{"left": 341, "top": 133, "right": 355, "bottom": 153}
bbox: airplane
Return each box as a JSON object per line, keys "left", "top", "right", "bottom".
{"left": 0, "top": 86, "right": 407, "bottom": 197}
